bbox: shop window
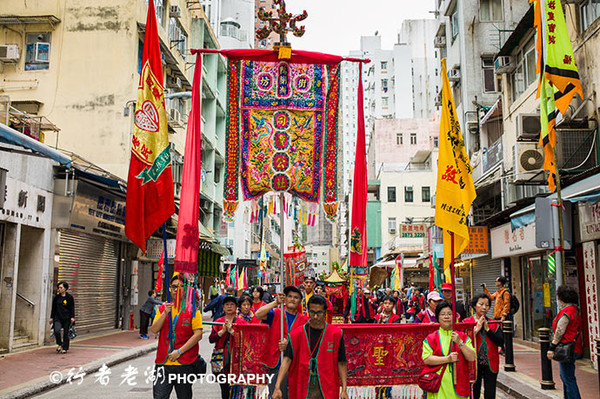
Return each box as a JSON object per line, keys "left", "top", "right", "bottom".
{"left": 25, "top": 33, "right": 51, "bottom": 71}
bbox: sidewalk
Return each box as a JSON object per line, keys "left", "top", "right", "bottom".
{"left": 497, "top": 342, "right": 599, "bottom": 399}
{"left": 0, "top": 329, "right": 157, "bottom": 399}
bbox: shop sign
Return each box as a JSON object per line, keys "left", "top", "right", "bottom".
{"left": 400, "top": 224, "right": 426, "bottom": 238}
{"left": 583, "top": 242, "right": 600, "bottom": 370}
{"left": 70, "top": 181, "right": 127, "bottom": 240}
{"left": 491, "top": 222, "right": 537, "bottom": 258}
{"left": 461, "top": 226, "right": 489, "bottom": 259}
{"left": 578, "top": 202, "right": 600, "bottom": 242}
{"left": 146, "top": 238, "right": 176, "bottom": 259}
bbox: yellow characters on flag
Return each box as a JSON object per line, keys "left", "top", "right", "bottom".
{"left": 531, "top": 0, "right": 583, "bottom": 192}
{"left": 435, "top": 59, "right": 476, "bottom": 269}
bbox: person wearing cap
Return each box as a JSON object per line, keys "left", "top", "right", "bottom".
{"left": 272, "top": 295, "right": 348, "bottom": 399}
{"left": 299, "top": 276, "right": 317, "bottom": 316}
{"left": 255, "top": 285, "right": 309, "bottom": 398}
{"left": 209, "top": 295, "right": 247, "bottom": 399}
{"left": 343, "top": 287, "right": 376, "bottom": 323}
{"left": 440, "top": 283, "right": 468, "bottom": 321}
{"left": 151, "top": 273, "right": 203, "bottom": 399}
{"left": 415, "top": 291, "right": 444, "bottom": 323}
{"left": 314, "top": 285, "right": 333, "bottom": 324}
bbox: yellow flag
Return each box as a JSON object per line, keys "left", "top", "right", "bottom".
{"left": 435, "top": 59, "right": 477, "bottom": 267}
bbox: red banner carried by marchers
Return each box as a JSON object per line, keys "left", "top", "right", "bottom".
{"left": 125, "top": 0, "right": 174, "bottom": 252}
{"left": 231, "top": 322, "right": 482, "bottom": 386}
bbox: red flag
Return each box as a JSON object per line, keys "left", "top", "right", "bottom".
{"left": 125, "top": 0, "right": 174, "bottom": 252}
{"left": 428, "top": 254, "right": 435, "bottom": 292}
{"left": 174, "top": 56, "right": 203, "bottom": 273}
{"left": 349, "top": 63, "right": 368, "bottom": 272}
{"left": 225, "top": 264, "right": 231, "bottom": 286}
{"left": 155, "top": 249, "right": 164, "bottom": 292}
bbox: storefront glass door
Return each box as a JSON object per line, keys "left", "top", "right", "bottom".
{"left": 521, "top": 255, "right": 555, "bottom": 340}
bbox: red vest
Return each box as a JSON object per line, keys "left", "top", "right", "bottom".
{"left": 553, "top": 305, "right": 583, "bottom": 355}
{"left": 263, "top": 308, "right": 309, "bottom": 369}
{"left": 424, "top": 329, "right": 471, "bottom": 397}
{"left": 463, "top": 316, "right": 500, "bottom": 373}
{"left": 155, "top": 304, "right": 198, "bottom": 365}
{"left": 416, "top": 310, "right": 436, "bottom": 323}
{"left": 375, "top": 313, "right": 400, "bottom": 323}
{"left": 251, "top": 301, "right": 266, "bottom": 312}
{"left": 288, "top": 324, "right": 342, "bottom": 399}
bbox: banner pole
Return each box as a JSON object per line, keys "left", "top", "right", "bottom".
{"left": 162, "top": 223, "right": 173, "bottom": 349}
{"left": 279, "top": 193, "right": 285, "bottom": 363}
{"left": 450, "top": 231, "right": 457, "bottom": 385}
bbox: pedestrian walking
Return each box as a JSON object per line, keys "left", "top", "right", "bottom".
{"left": 299, "top": 276, "right": 317, "bottom": 316}
{"left": 482, "top": 276, "right": 511, "bottom": 321}
{"left": 250, "top": 286, "right": 266, "bottom": 312}
{"left": 421, "top": 301, "right": 476, "bottom": 399}
{"left": 49, "top": 281, "right": 75, "bottom": 354}
{"left": 203, "top": 286, "right": 235, "bottom": 321}
{"left": 375, "top": 295, "right": 401, "bottom": 323}
{"left": 272, "top": 295, "right": 349, "bottom": 399}
{"left": 209, "top": 280, "right": 220, "bottom": 301}
{"left": 139, "top": 290, "right": 162, "bottom": 339}
{"left": 415, "top": 291, "right": 443, "bottom": 323}
{"left": 255, "top": 286, "right": 309, "bottom": 398}
{"left": 547, "top": 285, "right": 583, "bottom": 399}
{"left": 209, "top": 295, "right": 247, "bottom": 399}
{"left": 151, "top": 274, "right": 203, "bottom": 399}
{"left": 343, "top": 288, "right": 376, "bottom": 323}
{"left": 464, "top": 293, "right": 504, "bottom": 399}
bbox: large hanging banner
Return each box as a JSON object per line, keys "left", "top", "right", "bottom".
{"left": 190, "top": 49, "right": 369, "bottom": 223}
{"left": 231, "top": 322, "right": 479, "bottom": 386}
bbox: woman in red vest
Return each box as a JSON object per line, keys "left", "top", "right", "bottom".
{"left": 547, "top": 285, "right": 583, "bottom": 399}
{"left": 209, "top": 295, "right": 247, "bottom": 399}
{"left": 415, "top": 291, "right": 443, "bottom": 323}
{"left": 463, "top": 293, "right": 504, "bottom": 399}
{"left": 238, "top": 295, "right": 260, "bottom": 323}
{"left": 421, "top": 301, "right": 476, "bottom": 399}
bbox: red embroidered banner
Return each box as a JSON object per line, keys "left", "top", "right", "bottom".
{"left": 231, "top": 322, "right": 483, "bottom": 386}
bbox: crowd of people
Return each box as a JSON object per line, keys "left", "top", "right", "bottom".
{"left": 49, "top": 275, "right": 584, "bottom": 399}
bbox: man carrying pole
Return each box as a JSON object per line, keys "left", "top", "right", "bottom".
{"left": 434, "top": 57, "right": 477, "bottom": 326}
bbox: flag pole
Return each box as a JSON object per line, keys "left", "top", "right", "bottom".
{"left": 553, "top": 147, "right": 565, "bottom": 286}
{"left": 279, "top": 193, "right": 285, "bottom": 363}
{"left": 450, "top": 231, "right": 458, "bottom": 385}
{"left": 162, "top": 223, "right": 173, "bottom": 349}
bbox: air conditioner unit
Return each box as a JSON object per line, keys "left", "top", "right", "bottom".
{"left": 169, "top": 108, "right": 181, "bottom": 124}
{"left": 0, "top": 44, "right": 20, "bottom": 62}
{"left": 448, "top": 68, "right": 460, "bottom": 82}
{"left": 494, "top": 56, "right": 515, "bottom": 73}
{"left": 389, "top": 228, "right": 396, "bottom": 234}
{"left": 517, "top": 113, "right": 541, "bottom": 141}
{"left": 434, "top": 36, "right": 446, "bottom": 48}
{"left": 34, "top": 42, "right": 50, "bottom": 63}
{"left": 169, "top": 5, "right": 181, "bottom": 18}
{"left": 556, "top": 128, "right": 597, "bottom": 170}
{"left": 514, "top": 142, "right": 545, "bottom": 182}
{"left": 466, "top": 121, "right": 479, "bottom": 133}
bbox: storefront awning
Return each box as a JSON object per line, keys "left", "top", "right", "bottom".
{"left": 371, "top": 258, "right": 418, "bottom": 269}
{"left": 479, "top": 98, "right": 501, "bottom": 125}
{"left": 0, "top": 122, "right": 72, "bottom": 167}
{"left": 211, "top": 242, "right": 230, "bottom": 257}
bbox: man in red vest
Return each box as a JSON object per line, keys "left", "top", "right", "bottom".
{"left": 151, "top": 273, "right": 203, "bottom": 399}
{"left": 272, "top": 295, "right": 348, "bottom": 399}
{"left": 255, "top": 285, "right": 309, "bottom": 398}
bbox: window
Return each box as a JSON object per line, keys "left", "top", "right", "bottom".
{"left": 169, "top": 17, "right": 188, "bottom": 56}
{"left": 146, "top": 0, "right": 165, "bottom": 26}
{"left": 25, "top": 33, "right": 51, "bottom": 71}
{"left": 396, "top": 134, "right": 403, "bottom": 145}
{"left": 511, "top": 35, "right": 536, "bottom": 102}
{"left": 387, "top": 186, "right": 397, "bottom": 202}
{"left": 405, "top": 186, "right": 414, "bottom": 202}
{"left": 480, "top": 0, "right": 503, "bottom": 21}
{"left": 388, "top": 217, "right": 397, "bottom": 233}
{"left": 451, "top": 11, "right": 459, "bottom": 39}
{"left": 410, "top": 133, "right": 417, "bottom": 145}
{"left": 581, "top": 0, "right": 600, "bottom": 32}
{"left": 381, "top": 79, "right": 388, "bottom": 92}
{"left": 482, "top": 57, "right": 498, "bottom": 93}
{"left": 382, "top": 97, "right": 389, "bottom": 107}
{"left": 381, "top": 61, "right": 388, "bottom": 70}
{"left": 422, "top": 186, "right": 431, "bottom": 202}
{"left": 433, "top": 136, "right": 439, "bottom": 148}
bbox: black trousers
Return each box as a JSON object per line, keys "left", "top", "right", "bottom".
{"left": 153, "top": 364, "right": 194, "bottom": 399}
{"left": 140, "top": 310, "right": 151, "bottom": 336}
{"left": 472, "top": 365, "right": 498, "bottom": 399}
{"left": 53, "top": 319, "right": 71, "bottom": 350}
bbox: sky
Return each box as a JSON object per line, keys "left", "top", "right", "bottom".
{"left": 285, "top": 0, "right": 436, "bottom": 55}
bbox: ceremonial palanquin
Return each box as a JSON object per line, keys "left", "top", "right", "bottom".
{"left": 219, "top": 51, "right": 341, "bottom": 222}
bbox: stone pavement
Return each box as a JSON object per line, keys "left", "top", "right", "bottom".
{"left": 497, "top": 341, "right": 599, "bottom": 399}
{"left": 0, "top": 329, "right": 158, "bottom": 399}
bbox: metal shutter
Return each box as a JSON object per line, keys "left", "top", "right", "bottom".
{"left": 58, "top": 230, "right": 119, "bottom": 333}
{"left": 471, "top": 255, "right": 503, "bottom": 317}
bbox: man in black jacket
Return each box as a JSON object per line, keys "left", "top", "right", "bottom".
{"left": 49, "top": 281, "right": 75, "bottom": 353}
